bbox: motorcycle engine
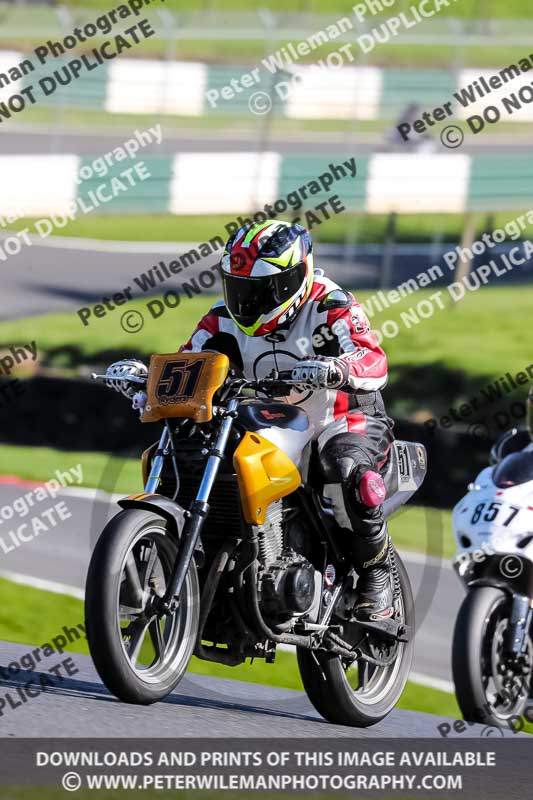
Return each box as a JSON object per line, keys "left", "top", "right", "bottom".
{"left": 260, "top": 549, "right": 317, "bottom": 620}
{"left": 256, "top": 500, "right": 320, "bottom": 622}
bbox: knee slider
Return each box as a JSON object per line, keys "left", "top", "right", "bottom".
{"left": 357, "top": 470, "right": 386, "bottom": 508}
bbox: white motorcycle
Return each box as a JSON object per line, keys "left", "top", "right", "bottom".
{"left": 451, "top": 428, "right": 533, "bottom": 728}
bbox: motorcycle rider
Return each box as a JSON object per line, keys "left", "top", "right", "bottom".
{"left": 180, "top": 220, "right": 395, "bottom": 620}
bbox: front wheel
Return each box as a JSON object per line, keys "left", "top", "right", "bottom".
{"left": 297, "top": 550, "right": 414, "bottom": 727}
{"left": 85, "top": 509, "right": 199, "bottom": 704}
{"left": 452, "top": 586, "right": 532, "bottom": 727}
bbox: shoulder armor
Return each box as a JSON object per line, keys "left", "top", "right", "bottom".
{"left": 210, "top": 301, "right": 230, "bottom": 318}
{"left": 317, "top": 289, "right": 351, "bottom": 312}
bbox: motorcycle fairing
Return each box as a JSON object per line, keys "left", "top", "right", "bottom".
{"left": 452, "top": 463, "right": 533, "bottom": 587}
{"left": 141, "top": 351, "right": 230, "bottom": 424}
{"left": 233, "top": 432, "right": 302, "bottom": 525}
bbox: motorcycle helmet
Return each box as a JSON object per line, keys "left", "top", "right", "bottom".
{"left": 220, "top": 220, "right": 314, "bottom": 336}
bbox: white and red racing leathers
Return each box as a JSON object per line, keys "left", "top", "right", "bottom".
{"left": 180, "top": 270, "right": 391, "bottom": 454}
{"left": 181, "top": 267, "right": 396, "bottom": 580}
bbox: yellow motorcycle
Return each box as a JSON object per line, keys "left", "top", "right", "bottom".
{"left": 85, "top": 351, "right": 426, "bottom": 727}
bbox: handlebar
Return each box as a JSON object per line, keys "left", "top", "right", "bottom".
{"left": 228, "top": 370, "right": 308, "bottom": 398}
{"left": 93, "top": 362, "right": 307, "bottom": 400}
{"left": 91, "top": 372, "right": 147, "bottom": 385}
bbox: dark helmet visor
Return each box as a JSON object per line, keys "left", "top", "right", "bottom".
{"left": 222, "top": 261, "right": 306, "bottom": 327}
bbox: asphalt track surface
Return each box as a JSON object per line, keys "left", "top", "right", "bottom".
{"left": 0, "top": 232, "right": 369, "bottom": 321}
{"left": 0, "top": 128, "right": 526, "bottom": 156}
{"left": 0, "top": 640, "right": 498, "bottom": 738}
{"left": 0, "top": 484, "right": 459, "bottom": 686}
{"left": 0, "top": 469, "right": 503, "bottom": 740}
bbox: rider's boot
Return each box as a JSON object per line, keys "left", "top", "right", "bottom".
{"left": 349, "top": 470, "right": 394, "bottom": 621}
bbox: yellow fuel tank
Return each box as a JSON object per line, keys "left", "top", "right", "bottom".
{"left": 233, "top": 432, "right": 302, "bottom": 525}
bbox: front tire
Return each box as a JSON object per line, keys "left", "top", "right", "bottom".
{"left": 85, "top": 509, "right": 199, "bottom": 704}
{"left": 452, "top": 586, "right": 532, "bottom": 726}
{"left": 297, "top": 550, "right": 414, "bottom": 727}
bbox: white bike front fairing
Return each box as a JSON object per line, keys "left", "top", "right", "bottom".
{"left": 453, "top": 461, "right": 533, "bottom": 579}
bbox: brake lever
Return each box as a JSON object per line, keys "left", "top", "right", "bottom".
{"left": 91, "top": 373, "right": 146, "bottom": 384}
{"left": 255, "top": 380, "right": 293, "bottom": 397}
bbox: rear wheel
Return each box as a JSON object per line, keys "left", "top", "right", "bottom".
{"left": 85, "top": 509, "right": 199, "bottom": 704}
{"left": 297, "top": 550, "right": 414, "bottom": 727}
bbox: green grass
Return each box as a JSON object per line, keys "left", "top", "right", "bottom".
{"left": 378, "top": 288, "right": 532, "bottom": 387}
{"left": 168, "top": 42, "right": 533, "bottom": 69}
{"left": 0, "top": 286, "right": 530, "bottom": 389}
{"left": 1, "top": 279, "right": 530, "bottom": 426}
{"left": 0, "top": 444, "right": 141, "bottom": 496}
{"left": 1, "top": 33, "right": 525, "bottom": 69}
{"left": 0, "top": 0, "right": 531, "bottom": 69}
{"left": 388, "top": 505, "right": 454, "bottom": 559}
{"left": 20, "top": 0, "right": 533, "bottom": 19}
{"left": 6, "top": 211, "right": 530, "bottom": 245}
{"left": 14, "top": 103, "right": 533, "bottom": 139}
{"left": 7, "top": 0, "right": 531, "bottom": 23}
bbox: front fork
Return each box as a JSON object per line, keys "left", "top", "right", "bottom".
{"left": 149, "top": 399, "right": 239, "bottom": 611}
{"left": 505, "top": 594, "right": 533, "bottom": 656}
{"left": 145, "top": 425, "right": 171, "bottom": 495}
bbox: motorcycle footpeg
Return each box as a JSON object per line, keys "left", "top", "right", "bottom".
{"left": 354, "top": 616, "right": 411, "bottom": 642}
